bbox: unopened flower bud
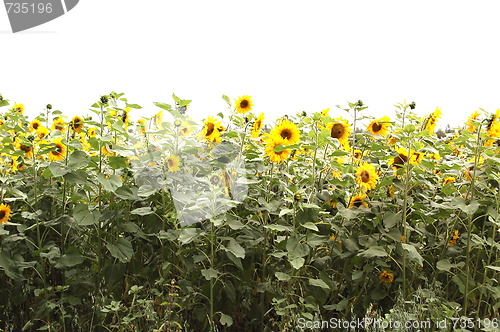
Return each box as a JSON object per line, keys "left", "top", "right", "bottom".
{"left": 100, "top": 96, "right": 109, "bottom": 104}
{"left": 46, "top": 104, "right": 52, "bottom": 110}
{"left": 409, "top": 102, "right": 416, "bottom": 110}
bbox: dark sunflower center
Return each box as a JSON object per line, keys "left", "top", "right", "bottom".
{"left": 240, "top": 100, "right": 249, "bottom": 108}
{"left": 206, "top": 123, "right": 215, "bottom": 136}
{"left": 55, "top": 124, "right": 63, "bottom": 130}
{"left": 330, "top": 123, "right": 345, "bottom": 139}
{"left": 168, "top": 159, "right": 174, "bottom": 167}
{"left": 53, "top": 145, "right": 63, "bottom": 155}
{"left": 255, "top": 120, "right": 262, "bottom": 130}
{"left": 353, "top": 199, "right": 363, "bottom": 207}
{"left": 360, "top": 170, "right": 370, "bottom": 183}
{"left": 382, "top": 274, "right": 390, "bottom": 280}
{"left": 0, "top": 211, "right": 5, "bottom": 219}
{"left": 33, "top": 123, "right": 39, "bottom": 130}
{"left": 281, "top": 129, "right": 292, "bottom": 140}
{"left": 372, "top": 122, "right": 382, "bottom": 132}
{"left": 393, "top": 154, "right": 408, "bottom": 167}
{"left": 20, "top": 145, "right": 31, "bottom": 153}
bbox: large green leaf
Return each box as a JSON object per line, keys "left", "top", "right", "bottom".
{"left": 106, "top": 238, "right": 134, "bottom": 263}
{"left": 357, "top": 246, "right": 388, "bottom": 258}
{"left": 73, "top": 204, "right": 100, "bottom": 226}
{"left": 97, "top": 174, "right": 122, "bottom": 192}
{"left": 68, "top": 151, "right": 89, "bottom": 169}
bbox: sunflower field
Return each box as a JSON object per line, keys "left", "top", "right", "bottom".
{"left": 0, "top": 92, "right": 499, "bottom": 331}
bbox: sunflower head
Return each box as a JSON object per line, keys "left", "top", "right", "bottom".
{"left": 348, "top": 193, "right": 368, "bottom": 208}
{"left": 71, "top": 116, "right": 85, "bottom": 132}
{"left": 366, "top": 116, "right": 391, "bottom": 137}
{"left": 29, "top": 120, "right": 42, "bottom": 132}
{"left": 199, "top": 116, "right": 223, "bottom": 143}
{"left": 166, "top": 155, "right": 181, "bottom": 173}
{"left": 389, "top": 147, "right": 417, "bottom": 169}
{"left": 251, "top": 113, "right": 265, "bottom": 138}
{"left": 355, "top": 162, "right": 379, "bottom": 191}
{"left": 379, "top": 271, "right": 394, "bottom": 283}
{"left": 13, "top": 103, "right": 24, "bottom": 114}
{"left": 443, "top": 177, "right": 456, "bottom": 186}
{"left": 52, "top": 117, "right": 66, "bottom": 133}
{"left": 102, "top": 144, "right": 114, "bottom": 156}
{"left": 270, "top": 119, "right": 300, "bottom": 145}
{"left": 235, "top": 95, "right": 254, "bottom": 114}
{"left": 0, "top": 203, "right": 12, "bottom": 224}
{"left": 465, "top": 110, "right": 481, "bottom": 132}
{"left": 48, "top": 139, "right": 67, "bottom": 161}
{"left": 423, "top": 107, "right": 442, "bottom": 134}
{"left": 326, "top": 118, "right": 351, "bottom": 149}
{"left": 87, "top": 127, "right": 98, "bottom": 138}
{"left": 37, "top": 126, "right": 49, "bottom": 140}
{"left": 264, "top": 135, "right": 291, "bottom": 164}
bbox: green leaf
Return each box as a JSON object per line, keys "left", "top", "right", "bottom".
{"left": 49, "top": 162, "right": 70, "bottom": 177}
{"left": 289, "top": 257, "right": 305, "bottom": 269}
{"left": 219, "top": 313, "right": 233, "bottom": 327}
{"left": 106, "top": 238, "right": 134, "bottom": 263}
{"left": 264, "top": 224, "right": 293, "bottom": 232}
{"left": 55, "top": 254, "right": 85, "bottom": 268}
{"left": 383, "top": 212, "right": 400, "bottom": 229}
{"left": 97, "top": 174, "right": 122, "bottom": 192}
{"left": 486, "top": 265, "right": 500, "bottom": 272}
{"left": 108, "top": 156, "right": 129, "bottom": 169}
{"left": 68, "top": 151, "right": 89, "bottom": 169}
{"left": 358, "top": 246, "right": 388, "bottom": 258}
{"left": 130, "top": 207, "right": 154, "bottom": 216}
{"left": 451, "top": 197, "right": 480, "bottom": 215}
{"left": 138, "top": 185, "right": 156, "bottom": 198}
{"left": 63, "top": 171, "right": 88, "bottom": 185}
{"left": 154, "top": 102, "right": 181, "bottom": 118}
{"left": 401, "top": 243, "right": 423, "bottom": 266}
{"left": 286, "top": 236, "right": 310, "bottom": 259}
{"left": 301, "top": 222, "right": 319, "bottom": 232}
{"left": 73, "top": 204, "right": 100, "bottom": 226}
{"left": 308, "top": 278, "right": 330, "bottom": 290}
{"left": 437, "top": 259, "right": 465, "bottom": 272}
{"left": 222, "top": 95, "right": 231, "bottom": 107}
{"left": 275, "top": 272, "right": 291, "bottom": 281}
{"left": 201, "top": 268, "right": 220, "bottom": 280}
{"left": 279, "top": 208, "right": 294, "bottom": 217}
{"left": 178, "top": 228, "right": 202, "bottom": 245}
{"left": 125, "top": 103, "right": 142, "bottom": 109}
{"left": 114, "top": 186, "right": 139, "bottom": 200}
{"left": 226, "top": 238, "right": 245, "bottom": 259}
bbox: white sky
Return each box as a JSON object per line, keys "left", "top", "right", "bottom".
{"left": 1, "top": 1, "right": 500, "bottom": 129}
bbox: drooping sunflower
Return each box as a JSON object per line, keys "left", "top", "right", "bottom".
{"left": 198, "top": 116, "right": 223, "bottom": 143}
{"left": 235, "top": 95, "right": 254, "bottom": 114}
{"left": 379, "top": 271, "right": 394, "bottom": 283}
{"left": 326, "top": 118, "right": 352, "bottom": 149}
{"left": 16, "top": 141, "right": 33, "bottom": 159}
{"left": 52, "top": 117, "right": 66, "bottom": 133}
{"left": 355, "top": 162, "right": 379, "bottom": 191}
{"left": 270, "top": 119, "right": 300, "bottom": 145}
{"left": 264, "top": 135, "right": 291, "bottom": 164}
{"left": 70, "top": 116, "right": 85, "bottom": 132}
{"left": 29, "top": 120, "right": 42, "bottom": 132}
{"left": 166, "top": 155, "right": 181, "bottom": 173}
{"left": 12, "top": 103, "right": 24, "bottom": 114}
{"left": 121, "top": 107, "right": 131, "bottom": 127}
{"left": 251, "top": 113, "right": 265, "bottom": 138}
{"left": 366, "top": 116, "right": 391, "bottom": 137}
{"left": 37, "top": 126, "right": 49, "bottom": 140}
{"left": 465, "top": 110, "right": 481, "bottom": 133}
{"left": 423, "top": 107, "right": 442, "bottom": 134}
{"left": 348, "top": 193, "right": 368, "bottom": 208}
{"left": 0, "top": 203, "right": 12, "bottom": 224}
{"left": 137, "top": 119, "right": 147, "bottom": 135}
{"left": 48, "top": 139, "right": 66, "bottom": 161}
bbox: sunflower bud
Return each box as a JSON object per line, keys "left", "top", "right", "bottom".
{"left": 357, "top": 100, "right": 364, "bottom": 107}
{"left": 174, "top": 119, "right": 182, "bottom": 127}
{"left": 245, "top": 117, "right": 249, "bottom": 123}
{"left": 301, "top": 111, "right": 307, "bottom": 117}
{"left": 27, "top": 135, "right": 35, "bottom": 142}
{"left": 409, "top": 102, "right": 416, "bottom": 110}
{"left": 294, "top": 194, "right": 302, "bottom": 201}
{"left": 100, "top": 96, "right": 109, "bottom": 104}
{"left": 0, "top": 94, "right": 3, "bottom": 101}
{"left": 46, "top": 104, "right": 52, "bottom": 110}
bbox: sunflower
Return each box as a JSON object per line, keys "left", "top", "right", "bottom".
{"left": 0, "top": 119, "right": 4, "bottom": 127}
{"left": 70, "top": 116, "right": 85, "bottom": 132}
{"left": 13, "top": 103, "right": 24, "bottom": 114}
{"left": 332, "top": 169, "right": 342, "bottom": 180}
{"left": 379, "top": 271, "right": 394, "bottom": 283}
{"left": 235, "top": 95, "right": 254, "bottom": 114}
{"left": 154, "top": 111, "right": 164, "bottom": 126}
{"left": 264, "top": 136, "right": 291, "bottom": 164}
{"left": 326, "top": 118, "right": 351, "bottom": 149}
{"left": 29, "top": 120, "right": 42, "bottom": 132}
{"left": 121, "top": 107, "right": 131, "bottom": 126}
{"left": 16, "top": 141, "right": 33, "bottom": 159}
{"left": 198, "top": 116, "right": 223, "bottom": 143}
{"left": 166, "top": 155, "right": 181, "bottom": 173}
{"left": 443, "top": 177, "right": 456, "bottom": 185}
{"left": 180, "top": 124, "right": 194, "bottom": 137}
{"left": 52, "top": 117, "right": 66, "bottom": 133}
{"left": 48, "top": 139, "right": 66, "bottom": 161}
{"left": 102, "top": 144, "right": 115, "bottom": 156}
{"left": 251, "top": 113, "right": 265, "bottom": 138}
{"left": 270, "top": 119, "right": 300, "bottom": 145}
{"left": 0, "top": 203, "right": 12, "bottom": 224}
{"left": 366, "top": 116, "right": 391, "bottom": 137}
{"left": 87, "top": 127, "right": 98, "bottom": 138}
{"left": 321, "top": 108, "right": 330, "bottom": 117}
{"left": 388, "top": 147, "right": 417, "bottom": 169}
{"left": 36, "top": 126, "right": 49, "bottom": 139}
{"left": 465, "top": 110, "right": 481, "bottom": 132}
{"left": 355, "top": 162, "right": 379, "bottom": 191}
{"left": 348, "top": 193, "right": 368, "bottom": 208}
{"left": 448, "top": 230, "right": 460, "bottom": 246}
{"left": 423, "top": 107, "right": 442, "bottom": 134}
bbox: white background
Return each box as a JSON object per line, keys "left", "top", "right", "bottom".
{"left": 1, "top": 0, "right": 500, "bottom": 128}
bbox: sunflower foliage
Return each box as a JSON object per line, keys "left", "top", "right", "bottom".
{"left": 0, "top": 94, "right": 499, "bottom": 331}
